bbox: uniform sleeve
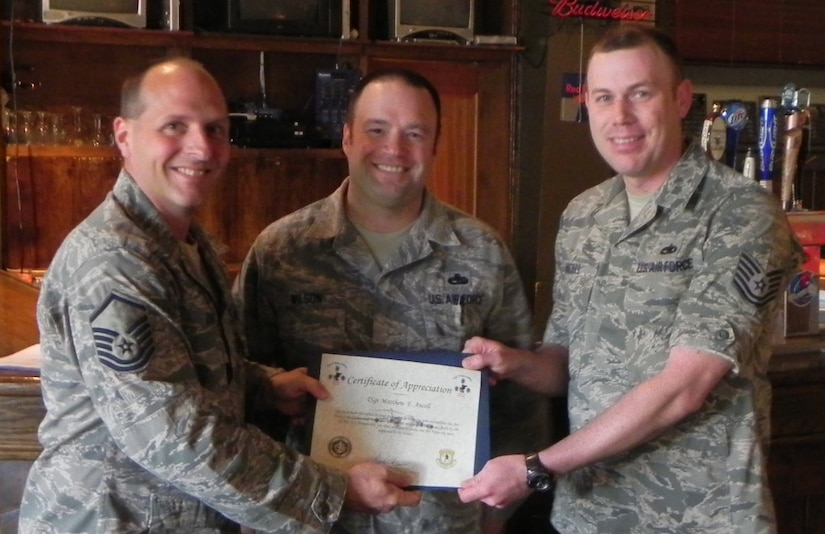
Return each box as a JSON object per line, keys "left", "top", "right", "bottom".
{"left": 669, "top": 189, "right": 803, "bottom": 372}
{"left": 57, "top": 251, "right": 347, "bottom": 532}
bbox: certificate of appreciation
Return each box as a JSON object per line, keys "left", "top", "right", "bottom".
{"left": 307, "top": 351, "right": 489, "bottom": 490}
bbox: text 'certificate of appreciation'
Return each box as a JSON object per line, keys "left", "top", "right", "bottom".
{"left": 308, "top": 351, "right": 489, "bottom": 490}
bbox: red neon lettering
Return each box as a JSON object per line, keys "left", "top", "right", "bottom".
{"left": 549, "top": 0, "right": 654, "bottom": 22}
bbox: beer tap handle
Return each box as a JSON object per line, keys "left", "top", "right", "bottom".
{"left": 781, "top": 112, "right": 803, "bottom": 212}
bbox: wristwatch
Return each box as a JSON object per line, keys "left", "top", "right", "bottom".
{"left": 525, "top": 452, "right": 555, "bottom": 492}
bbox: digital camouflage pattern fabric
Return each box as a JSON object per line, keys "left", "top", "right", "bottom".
{"left": 544, "top": 143, "right": 803, "bottom": 533}
{"left": 20, "top": 171, "right": 347, "bottom": 534}
{"left": 235, "top": 179, "right": 547, "bottom": 534}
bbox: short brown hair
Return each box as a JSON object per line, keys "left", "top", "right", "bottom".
{"left": 346, "top": 68, "right": 442, "bottom": 143}
{"left": 588, "top": 25, "right": 685, "bottom": 85}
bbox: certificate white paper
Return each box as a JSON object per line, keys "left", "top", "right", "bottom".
{"left": 308, "top": 351, "right": 489, "bottom": 489}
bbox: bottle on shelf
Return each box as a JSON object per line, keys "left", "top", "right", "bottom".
{"left": 742, "top": 147, "right": 756, "bottom": 181}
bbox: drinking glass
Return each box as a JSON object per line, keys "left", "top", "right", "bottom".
{"left": 2, "top": 108, "right": 15, "bottom": 143}
{"left": 34, "top": 111, "right": 50, "bottom": 144}
{"left": 16, "top": 110, "right": 34, "bottom": 145}
{"left": 45, "top": 112, "right": 63, "bottom": 144}
{"left": 66, "top": 106, "right": 86, "bottom": 146}
{"left": 90, "top": 113, "right": 112, "bottom": 146}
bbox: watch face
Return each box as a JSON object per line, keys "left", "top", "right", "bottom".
{"left": 527, "top": 471, "right": 552, "bottom": 491}
{"left": 525, "top": 453, "right": 554, "bottom": 492}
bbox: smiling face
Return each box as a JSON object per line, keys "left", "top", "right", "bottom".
{"left": 114, "top": 61, "right": 230, "bottom": 239}
{"left": 585, "top": 43, "right": 693, "bottom": 193}
{"left": 342, "top": 77, "right": 438, "bottom": 228}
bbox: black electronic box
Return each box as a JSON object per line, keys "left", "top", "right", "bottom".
{"left": 314, "top": 68, "right": 361, "bottom": 145}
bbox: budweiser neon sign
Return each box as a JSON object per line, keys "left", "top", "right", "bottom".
{"left": 548, "top": 0, "right": 655, "bottom": 22}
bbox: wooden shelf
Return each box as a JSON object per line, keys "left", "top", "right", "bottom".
{"left": 2, "top": 21, "right": 521, "bottom": 61}
{"left": 363, "top": 40, "right": 522, "bottom": 63}
{"left": 2, "top": 21, "right": 193, "bottom": 48}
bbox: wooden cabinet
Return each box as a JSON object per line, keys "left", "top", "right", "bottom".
{"left": 662, "top": 0, "right": 825, "bottom": 66}
{"left": 1, "top": 1, "right": 521, "bottom": 271}
{"left": 0, "top": 374, "right": 43, "bottom": 533}
{"left": 768, "top": 350, "right": 825, "bottom": 534}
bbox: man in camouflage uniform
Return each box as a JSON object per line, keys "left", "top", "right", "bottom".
{"left": 457, "top": 26, "right": 803, "bottom": 533}
{"left": 234, "top": 69, "right": 548, "bottom": 533}
{"left": 19, "top": 58, "right": 420, "bottom": 533}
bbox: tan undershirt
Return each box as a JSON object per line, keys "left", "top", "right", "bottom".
{"left": 351, "top": 219, "right": 414, "bottom": 268}
{"left": 627, "top": 190, "right": 654, "bottom": 222}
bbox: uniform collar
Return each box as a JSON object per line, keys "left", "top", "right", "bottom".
{"left": 595, "top": 142, "right": 709, "bottom": 242}
{"left": 112, "top": 170, "right": 181, "bottom": 253}
{"left": 305, "top": 177, "right": 462, "bottom": 248}
{"left": 600, "top": 141, "right": 708, "bottom": 211}
{"left": 654, "top": 142, "right": 710, "bottom": 214}
{"left": 111, "top": 169, "right": 225, "bottom": 282}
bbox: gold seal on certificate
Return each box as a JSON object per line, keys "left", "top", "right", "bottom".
{"left": 307, "top": 351, "right": 490, "bottom": 490}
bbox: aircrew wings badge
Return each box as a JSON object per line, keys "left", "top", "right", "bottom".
{"left": 733, "top": 251, "right": 783, "bottom": 308}
{"left": 90, "top": 292, "right": 155, "bottom": 373}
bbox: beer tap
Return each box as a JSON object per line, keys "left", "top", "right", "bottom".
{"left": 779, "top": 84, "right": 812, "bottom": 211}
{"left": 758, "top": 98, "right": 778, "bottom": 192}
{"left": 721, "top": 100, "right": 749, "bottom": 169}
{"left": 700, "top": 101, "right": 726, "bottom": 162}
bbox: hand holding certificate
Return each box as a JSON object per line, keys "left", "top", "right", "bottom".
{"left": 308, "top": 351, "right": 489, "bottom": 490}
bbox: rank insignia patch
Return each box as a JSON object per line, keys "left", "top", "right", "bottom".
{"left": 733, "top": 251, "right": 783, "bottom": 308}
{"left": 90, "top": 293, "right": 155, "bottom": 372}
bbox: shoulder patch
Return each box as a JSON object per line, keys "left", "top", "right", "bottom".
{"left": 733, "top": 251, "right": 784, "bottom": 308}
{"left": 90, "top": 293, "right": 155, "bottom": 372}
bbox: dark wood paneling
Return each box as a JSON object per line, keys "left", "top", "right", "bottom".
{"left": 670, "top": 0, "right": 735, "bottom": 63}
{"left": 200, "top": 151, "right": 347, "bottom": 267}
{"left": 4, "top": 147, "right": 346, "bottom": 271}
{"left": 768, "top": 351, "right": 825, "bottom": 533}
{"left": 4, "top": 148, "right": 119, "bottom": 270}
{"left": 669, "top": 0, "right": 825, "bottom": 66}
{"left": 779, "top": 0, "right": 825, "bottom": 66}
{"left": 771, "top": 383, "right": 825, "bottom": 438}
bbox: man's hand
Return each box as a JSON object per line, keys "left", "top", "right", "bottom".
{"left": 463, "top": 336, "right": 569, "bottom": 396}
{"left": 344, "top": 462, "right": 422, "bottom": 514}
{"left": 457, "top": 454, "right": 532, "bottom": 509}
{"left": 266, "top": 367, "right": 328, "bottom": 419}
{"left": 462, "top": 336, "right": 518, "bottom": 385}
